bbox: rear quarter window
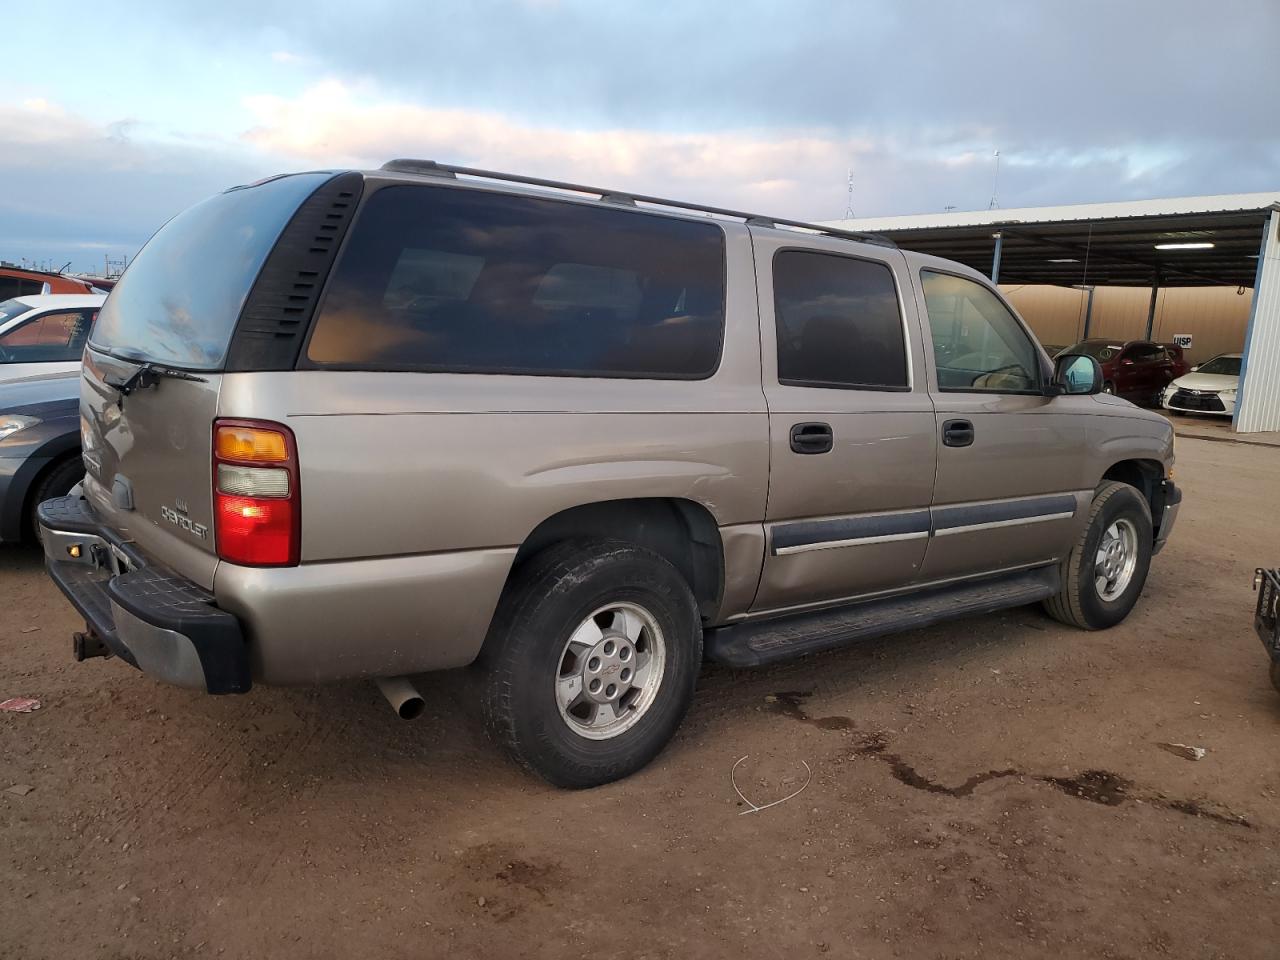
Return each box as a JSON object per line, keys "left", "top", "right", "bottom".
{"left": 304, "top": 185, "right": 726, "bottom": 379}
{"left": 89, "top": 173, "right": 332, "bottom": 370}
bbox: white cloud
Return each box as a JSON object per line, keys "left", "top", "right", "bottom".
{"left": 238, "top": 80, "right": 886, "bottom": 217}
{"left": 2, "top": 98, "right": 101, "bottom": 150}
{"left": 270, "top": 50, "right": 305, "bottom": 64}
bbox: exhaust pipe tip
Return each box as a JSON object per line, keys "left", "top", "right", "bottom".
{"left": 375, "top": 676, "right": 425, "bottom": 721}
{"left": 396, "top": 695, "right": 426, "bottom": 721}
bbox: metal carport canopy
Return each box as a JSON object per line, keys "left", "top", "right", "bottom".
{"left": 826, "top": 192, "right": 1278, "bottom": 287}
{"left": 825, "top": 192, "right": 1280, "bottom": 433}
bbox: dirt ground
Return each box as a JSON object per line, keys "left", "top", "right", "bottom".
{"left": 2, "top": 435, "right": 1279, "bottom": 960}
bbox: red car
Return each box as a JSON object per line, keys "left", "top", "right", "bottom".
{"left": 0, "top": 266, "right": 106, "bottom": 300}
{"left": 1056, "top": 339, "right": 1189, "bottom": 405}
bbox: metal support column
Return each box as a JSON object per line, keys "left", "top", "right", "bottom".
{"left": 991, "top": 232, "right": 1003, "bottom": 283}
{"left": 1144, "top": 273, "right": 1161, "bottom": 340}
{"left": 1082, "top": 286, "right": 1095, "bottom": 339}
{"left": 1235, "top": 210, "right": 1280, "bottom": 432}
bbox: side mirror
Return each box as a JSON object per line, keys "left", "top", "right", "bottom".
{"left": 1050, "top": 354, "right": 1102, "bottom": 396}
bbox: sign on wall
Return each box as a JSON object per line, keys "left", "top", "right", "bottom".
{"left": 1172, "top": 334, "right": 1193, "bottom": 348}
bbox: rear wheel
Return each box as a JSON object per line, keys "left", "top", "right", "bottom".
{"left": 1270, "top": 661, "right": 1280, "bottom": 696}
{"left": 27, "top": 455, "right": 84, "bottom": 543}
{"left": 1044, "top": 481, "right": 1153, "bottom": 630}
{"left": 480, "top": 539, "right": 702, "bottom": 788}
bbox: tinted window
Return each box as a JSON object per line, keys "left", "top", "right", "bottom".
{"left": 921, "top": 271, "right": 1040, "bottom": 392}
{"left": 305, "top": 185, "right": 725, "bottom": 379}
{"left": 772, "top": 251, "right": 907, "bottom": 389}
{"left": 90, "top": 173, "right": 331, "bottom": 370}
{"left": 1127, "top": 343, "right": 1161, "bottom": 362}
{"left": 0, "top": 308, "right": 95, "bottom": 363}
{"left": 0, "top": 277, "right": 43, "bottom": 299}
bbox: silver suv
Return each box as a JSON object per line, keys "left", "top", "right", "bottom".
{"left": 39, "top": 161, "right": 1180, "bottom": 787}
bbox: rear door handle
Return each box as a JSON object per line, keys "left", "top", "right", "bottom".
{"left": 790, "top": 421, "right": 833, "bottom": 454}
{"left": 942, "top": 418, "right": 974, "bottom": 447}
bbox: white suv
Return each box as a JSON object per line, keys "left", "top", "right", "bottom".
{"left": 0, "top": 294, "right": 105, "bottom": 384}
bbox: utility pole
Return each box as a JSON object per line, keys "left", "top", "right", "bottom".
{"left": 988, "top": 149, "right": 1001, "bottom": 210}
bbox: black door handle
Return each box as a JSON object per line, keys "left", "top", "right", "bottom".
{"left": 942, "top": 418, "right": 974, "bottom": 447}
{"left": 790, "top": 421, "right": 833, "bottom": 454}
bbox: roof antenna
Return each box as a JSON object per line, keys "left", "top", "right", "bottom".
{"left": 844, "top": 168, "right": 855, "bottom": 219}
{"left": 988, "top": 150, "right": 1001, "bottom": 210}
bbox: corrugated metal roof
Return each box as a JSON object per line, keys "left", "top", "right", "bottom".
{"left": 825, "top": 192, "right": 1280, "bottom": 233}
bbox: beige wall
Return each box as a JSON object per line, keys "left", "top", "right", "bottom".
{"left": 1001, "top": 283, "right": 1253, "bottom": 364}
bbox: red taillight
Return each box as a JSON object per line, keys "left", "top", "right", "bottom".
{"left": 213, "top": 419, "right": 300, "bottom": 566}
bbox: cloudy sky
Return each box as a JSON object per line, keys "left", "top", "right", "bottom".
{"left": 5, "top": 0, "right": 1279, "bottom": 272}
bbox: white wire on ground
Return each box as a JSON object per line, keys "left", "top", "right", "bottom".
{"left": 731, "top": 755, "right": 812, "bottom": 816}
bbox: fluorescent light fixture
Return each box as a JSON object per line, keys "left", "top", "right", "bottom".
{"left": 1154, "top": 242, "right": 1214, "bottom": 250}
{"left": 1047, "top": 258, "right": 1079, "bottom": 263}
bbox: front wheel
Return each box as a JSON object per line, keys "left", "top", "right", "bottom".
{"left": 1043, "top": 481, "right": 1153, "bottom": 630}
{"left": 1102, "top": 381, "right": 1117, "bottom": 395}
{"left": 480, "top": 539, "right": 702, "bottom": 788}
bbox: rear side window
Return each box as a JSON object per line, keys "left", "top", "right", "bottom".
{"left": 305, "top": 185, "right": 725, "bottom": 379}
{"left": 1127, "top": 343, "right": 1160, "bottom": 362}
{"left": 772, "top": 250, "right": 908, "bottom": 390}
{"left": 0, "top": 277, "right": 44, "bottom": 299}
{"left": 89, "top": 173, "right": 332, "bottom": 370}
{"left": 0, "top": 308, "right": 96, "bottom": 363}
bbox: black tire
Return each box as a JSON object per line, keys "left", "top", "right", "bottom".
{"left": 1269, "top": 661, "right": 1280, "bottom": 697}
{"left": 480, "top": 539, "right": 702, "bottom": 789}
{"left": 27, "top": 455, "right": 84, "bottom": 542}
{"left": 1102, "top": 381, "right": 1116, "bottom": 395}
{"left": 1043, "top": 481, "right": 1153, "bottom": 630}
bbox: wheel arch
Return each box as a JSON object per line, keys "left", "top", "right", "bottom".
{"left": 1, "top": 429, "right": 81, "bottom": 542}
{"left": 1101, "top": 458, "right": 1167, "bottom": 537}
{"left": 511, "top": 497, "right": 725, "bottom": 623}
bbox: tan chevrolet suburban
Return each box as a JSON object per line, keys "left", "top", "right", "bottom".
{"left": 38, "top": 161, "right": 1180, "bottom": 788}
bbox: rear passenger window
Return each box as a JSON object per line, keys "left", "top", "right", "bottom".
{"left": 772, "top": 250, "right": 908, "bottom": 390}
{"left": 306, "top": 186, "right": 725, "bottom": 379}
{"left": 0, "top": 309, "right": 94, "bottom": 363}
{"left": 0, "top": 277, "right": 44, "bottom": 299}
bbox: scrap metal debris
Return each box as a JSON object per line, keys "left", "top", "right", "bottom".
{"left": 1158, "top": 742, "right": 1207, "bottom": 761}
{"left": 5, "top": 784, "right": 35, "bottom": 797}
{"left": 0, "top": 698, "right": 41, "bottom": 714}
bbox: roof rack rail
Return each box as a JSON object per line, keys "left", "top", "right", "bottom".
{"left": 379, "top": 159, "right": 895, "bottom": 248}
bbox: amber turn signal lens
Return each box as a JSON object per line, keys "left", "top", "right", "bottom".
{"left": 215, "top": 425, "right": 288, "bottom": 463}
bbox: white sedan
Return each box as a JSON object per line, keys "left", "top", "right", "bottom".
{"left": 1162, "top": 353, "right": 1242, "bottom": 417}
{"left": 0, "top": 294, "right": 105, "bottom": 385}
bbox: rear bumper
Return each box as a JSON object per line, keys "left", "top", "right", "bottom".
{"left": 37, "top": 495, "right": 251, "bottom": 694}
{"left": 1152, "top": 479, "right": 1181, "bottom": 556}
